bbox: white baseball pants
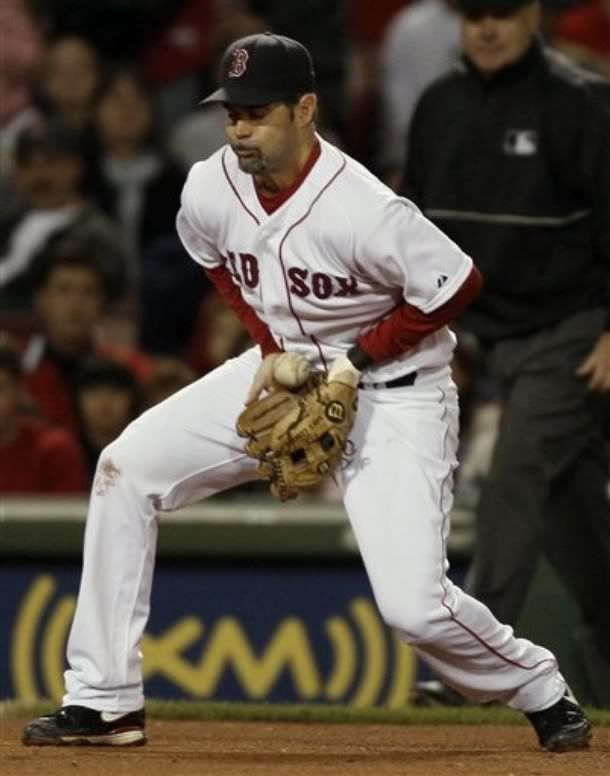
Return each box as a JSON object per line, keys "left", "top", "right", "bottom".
{"left": 64, "top": 347, "right": 565, "bottom": 712}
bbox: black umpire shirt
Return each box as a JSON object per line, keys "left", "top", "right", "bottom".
{"left": 403, "top": 39, "right": 610, "bottom": 345}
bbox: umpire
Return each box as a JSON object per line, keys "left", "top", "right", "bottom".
{"left": 402, "top": 0, "right": 610, "bottom": 705}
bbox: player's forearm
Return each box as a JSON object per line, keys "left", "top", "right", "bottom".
{"left": 351, "top": 265, "right": 483, "bottom": 367}
{"left": 205, "top": 267, "right": 282, "bottom": 357}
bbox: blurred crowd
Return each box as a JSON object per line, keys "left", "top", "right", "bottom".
{"left": 1, "top": 0, "right": 609, "bottom": 494}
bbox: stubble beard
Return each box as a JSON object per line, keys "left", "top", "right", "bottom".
{"left": 238, "top": 157, "right": 267, "bottom": 174}
{"left": 233, "top": 147, "right": 268, "bottom": 175}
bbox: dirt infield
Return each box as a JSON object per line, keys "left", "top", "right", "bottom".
{"left": 2, "top": 720, "right": 609, "bottom": 775}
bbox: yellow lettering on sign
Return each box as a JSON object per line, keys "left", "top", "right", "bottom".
{"left": 350, "top": 598, "right": 385, "bottom": 707}
{"left": 11, "top": 576, "right": 56, "bottom": 701}
{"left": 144, "top": 617, "right": 321, "bottom": 698}
{"left": 324, "top": 616, "right": 356, "bottom": 699}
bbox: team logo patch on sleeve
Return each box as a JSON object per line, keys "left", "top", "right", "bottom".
{"left": 228, "top": 48, "right": 249, "bottom": 78}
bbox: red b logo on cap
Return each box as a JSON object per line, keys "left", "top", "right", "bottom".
{"left": 228, "top": 48, "right": 249, "bottom": 78}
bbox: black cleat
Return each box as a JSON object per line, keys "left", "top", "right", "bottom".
{"left": 22, "top": 705, "right": 146, "bottom": 746}
{"left": 526, "top": 691, "right": 592, "bottom": 752}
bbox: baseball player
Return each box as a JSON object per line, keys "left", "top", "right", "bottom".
{"left": 23, "top": 33, "right": 590, "bottom": 751}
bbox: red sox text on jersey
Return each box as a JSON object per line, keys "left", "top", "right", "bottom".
{"left": 223, "top": 250, "right": 359, "bottom": 299}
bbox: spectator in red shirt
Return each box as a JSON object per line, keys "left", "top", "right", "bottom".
{"left": 0, "top": 338, "right": 87, "bottom": 494}
{"left": 22, "top": 238, "right": 152, "bottom": 436}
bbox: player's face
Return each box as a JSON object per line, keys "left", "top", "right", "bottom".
{"left": 462, "top": 3, "right": 541, "bottom": 75}
{"left": 225, "top": 102, "right": 300, "bottom": 175}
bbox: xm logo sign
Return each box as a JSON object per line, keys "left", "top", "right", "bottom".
{"left": 9, "top": 575, "right": 415, "bottom": 707}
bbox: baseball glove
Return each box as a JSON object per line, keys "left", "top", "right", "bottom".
{"left": 236, "top": 374, "right": 358, "bottom": 501}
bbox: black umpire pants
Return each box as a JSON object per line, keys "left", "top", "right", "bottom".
{"left": 470, "top": 308, "right": 610, "bottom": 703}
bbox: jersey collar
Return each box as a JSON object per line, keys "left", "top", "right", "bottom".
{"left": 254, "top": 139, "right": 322, "bottom": 215}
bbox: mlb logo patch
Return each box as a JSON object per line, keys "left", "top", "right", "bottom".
{"left": 503, "top": 129, "right": 538, "bottom": 156}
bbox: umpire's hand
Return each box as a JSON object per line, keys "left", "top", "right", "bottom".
{"left": 576, "top": 332, "right": 610, "bottom": 391}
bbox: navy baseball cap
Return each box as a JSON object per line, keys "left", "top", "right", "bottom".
{"left": 451, "top": 0, "right": 536, "bottom": 17}
{"left": 201, "top": 32, "right": 316, "bottom": 106}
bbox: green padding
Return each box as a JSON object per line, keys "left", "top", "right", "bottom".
{"left": 0, "top": 497, "right": 475, "bottom": 560}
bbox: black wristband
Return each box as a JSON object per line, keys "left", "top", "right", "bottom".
{"left": 347, "top": 344, "right": 375, "bottom": 371}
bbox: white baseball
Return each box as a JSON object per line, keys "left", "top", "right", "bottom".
{"left": 272, "top": 352, "right": 313, "bottom": 389}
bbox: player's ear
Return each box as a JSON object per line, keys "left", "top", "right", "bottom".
{"left": 295, "top": 93, "right": 317, "bottom": 128}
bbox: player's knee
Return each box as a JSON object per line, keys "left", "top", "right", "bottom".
{"left": 94, "top": 423, "right": 146, "bottom": 484}
{"left": 377, "top": 599, "right": 443, "bottom": 645}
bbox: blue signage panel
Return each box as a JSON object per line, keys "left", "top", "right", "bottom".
{"left": 1, "top": 562, "right": 422, "bottom": 706}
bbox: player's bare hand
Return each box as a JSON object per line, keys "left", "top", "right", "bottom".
{"left": 576, "top": 332, "right": 610, "bottom": 391}
{"left": 327, "top": 354, "right": 361, "bottom": 389}
{"left": 245, "top": 353, "right": 282, "bottom": 405}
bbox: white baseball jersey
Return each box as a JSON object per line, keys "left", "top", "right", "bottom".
{"left": 177, "top": 135, "right": 473, "bottom": 382}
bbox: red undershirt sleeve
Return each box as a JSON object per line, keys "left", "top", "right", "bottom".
{"left": 205, "top": 266, "right": 282, "bottom": 358}
{"left": 357, "top": 265, "right": 483, "bottom": 362}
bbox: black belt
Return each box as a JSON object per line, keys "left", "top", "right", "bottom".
{"left": 358, "top": 371, "right": 417, "bottom": 390}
